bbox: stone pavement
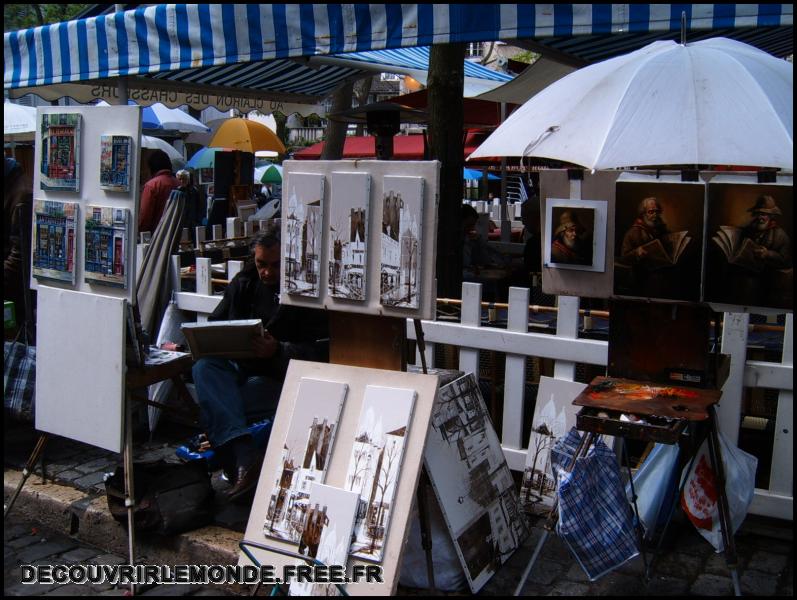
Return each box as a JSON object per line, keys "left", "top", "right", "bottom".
{"left": 4, "top": 418, "right": 794, "bottom": 596}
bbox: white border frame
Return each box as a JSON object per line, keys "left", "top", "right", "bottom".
{"left": 544, "top": 198, "right": 607, "bottom": 272}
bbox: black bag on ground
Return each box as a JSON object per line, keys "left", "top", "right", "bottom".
{"left": 105, "top": 459, "right": 214, "bottom": 535}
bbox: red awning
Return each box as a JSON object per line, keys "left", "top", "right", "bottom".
{"left": 294, "top": 132, "right": 494, "bottom": 162}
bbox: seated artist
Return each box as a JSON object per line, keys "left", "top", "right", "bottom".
{"left": 192, "top": 227, "right": 329, "bottom": 501}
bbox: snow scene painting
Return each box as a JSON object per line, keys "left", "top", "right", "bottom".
{"left": 328, "top": 172, "right": 370, "bottom": 301}
{"left": 423, "top": 373, "right": 528, "bottom": 592}
{"left": 519, "top": 376, "right": 587, "bottom": 516}
{"left": 264, "top": 378, "right": 348, "bottom": 543}
{"left": 289, "top": 483, "right": 360, "bottom": 597}
{"left": 284, "top": 173, "right": 325, "bottom": 298}
{"left": 344, "top": 385, "right": 416, "bottom": 563}
{"left": 379, "top": 176, "right": 423, "bottom": 309}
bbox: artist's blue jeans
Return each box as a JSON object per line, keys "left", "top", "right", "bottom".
{"left": 192, "top": 358, "right": 281, "bottom": 448}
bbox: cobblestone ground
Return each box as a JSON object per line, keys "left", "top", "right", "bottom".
{"left": 4, "top": 519, "right": 242, "bottom": 597}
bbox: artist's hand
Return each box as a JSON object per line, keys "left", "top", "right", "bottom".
{"left": 753, "top": 247, "right": 770, "bottom": 260}
{"left": 252, "top": 332, "right": 279, "bottom": 359}
{"left": 635, "top": 246, "right": 647, "bottom": 258}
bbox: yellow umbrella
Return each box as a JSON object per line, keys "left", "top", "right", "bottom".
{"left": 208, "top": 118, "right": 286, "bottom": 154}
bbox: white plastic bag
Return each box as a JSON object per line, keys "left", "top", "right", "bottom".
{"left": 680, "top": 430, "right": 758, "bottom": 552}
{"left": 627, "top": 443, "right": 680, "bottom": 540}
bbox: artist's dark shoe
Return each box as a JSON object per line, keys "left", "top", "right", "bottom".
{"left": 225, "top": 455, "right": 264, "bottom": 502}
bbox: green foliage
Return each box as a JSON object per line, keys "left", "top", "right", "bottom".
{"left": 511, "top": 50, "right": 540, "bottom": 64}
{"left": 4, "top": 4, "right": 91, "bottom": 32}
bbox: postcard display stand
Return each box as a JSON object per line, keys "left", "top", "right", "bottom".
{"left": 31, "top": 105, "right": 142, "bottom": 453}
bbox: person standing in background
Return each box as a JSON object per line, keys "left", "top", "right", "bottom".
{"left": 139, "top": 149, "right": 179, "bottom": 234}
{"left": 175, "top": 169, "right": 203, "bottom": 236}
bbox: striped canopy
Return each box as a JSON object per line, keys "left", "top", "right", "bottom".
{"left": 4, "top": 4, "right": 793, "bottom": 109}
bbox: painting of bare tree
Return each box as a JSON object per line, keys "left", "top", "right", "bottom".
{"left": 344, "top": 385, "right": 416, "bottom": 563}
{"left": 289, "top": 483, "right": 360, "bottom": 597}
{"left": 520, "top": 376, "right": 587, "bottom": 516}
{"left": 284, "top": 173, "right": 325, "bottom": 298}
{"left": 380, "top": 176, "right": 423, "bottom": 309}
{"left": 263, "top": 378, "right": 348, "bottom": 543}
{"left": 423, "top": 373, "right": 528, "bottom": 592}
{"left": 328, "top": 172, "right": 370, "bottom": 301}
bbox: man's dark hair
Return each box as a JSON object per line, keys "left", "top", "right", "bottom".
{"left": 147, "top": 149, "right": 173, "bottom": 175}
{"left": 250, "top": 225, "right": 281, "bottom": 253}
{"left": 462, "top": 204, "right": 479, "bottom": 223}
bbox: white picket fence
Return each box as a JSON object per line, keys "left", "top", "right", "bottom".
{"left": 171, "top": 257, "right": 793, "bottom": 522}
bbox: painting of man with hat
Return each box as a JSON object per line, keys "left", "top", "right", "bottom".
{"left": 550, "top": 209, "right": 593, "bottom": 266}
{"left": 705, "top": 184, "right": 792, "bottom": 310}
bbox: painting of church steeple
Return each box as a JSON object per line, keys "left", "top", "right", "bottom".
{"left": 328, "top": 172, "right": 370, "bottom": 301}
{"left": 263, "top": 378, "right": 348, "bottom": 543}
{"left": 285, "top": 173, "right": 325, "bottom": 297}
{"left": 380, "top": 176, "right": 423, "bottom": 309}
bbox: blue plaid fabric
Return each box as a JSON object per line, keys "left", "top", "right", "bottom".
{"left": 554, "top": 427, "right": 639, "bottom": 581}
{"left": 4, "top": 340, "right": 36, "bottom": 422}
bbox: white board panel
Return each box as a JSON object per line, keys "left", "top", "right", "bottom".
{"left": 31, "top": 105, "right": 142, "bottom": 303}
{"left": 35, "top": 286, "right": 126, "bottom": 453}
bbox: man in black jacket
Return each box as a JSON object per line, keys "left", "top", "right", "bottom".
{"left": 192, "top": 227, "right": 328, "bottom": 501}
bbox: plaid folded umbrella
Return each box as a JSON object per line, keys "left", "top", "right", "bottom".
{"left": 554, "top": 427, "right": 639, "bottom": 581}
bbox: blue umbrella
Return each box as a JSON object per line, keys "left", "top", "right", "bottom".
{"left": 463, "top": 167, "right": 499, "bottom": 181}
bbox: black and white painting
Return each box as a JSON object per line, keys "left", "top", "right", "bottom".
{"left": 423, "top": 373, "right": 528, "bottom": 592}
{"left": 263, "top": 378, "right": 348, "bottom": 543}
{"left": 284, "top": 173, "right": 325, "bottom": 298}
{"left": 328, "top": 172, "right": 370, "bottom": 301}
{"left": 380, "top": 176, "right": 423, "bottom": 309}
{"left": 519, "top": 377, "right": 587, "bottom": 517}
{"left": 289, "top": 482, "right": 360, "bottom": 597}
{"left": 344, "top": 385, "right": 416, "bottom": 563}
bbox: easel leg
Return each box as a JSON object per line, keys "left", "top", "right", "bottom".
{"left": 124, "top": 393, "right": 137, "bottom": 596}
{"left": 621, "top": 441, "right": 649, "bottom": 579}
{"left": 416, "top": 468, "right": 436, "bottom": 591}
{"left": 707, "top": 407, "right": 742, "bottom": 596}
{"left": 4, "top": 433, "right": 49, "bottom": 519}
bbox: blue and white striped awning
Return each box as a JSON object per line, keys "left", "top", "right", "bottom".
{"left": 4, "top": 4, "right": 793, "bottom": 107}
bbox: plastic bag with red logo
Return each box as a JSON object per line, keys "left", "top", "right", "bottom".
{"left": 680, "top": 430, "right": 757, "bottom": 552}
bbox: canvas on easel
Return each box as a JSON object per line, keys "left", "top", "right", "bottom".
{"left": 380, "top": 176, "right": 423, "bottom": 310}
{"left": 328, "top": 172, "right": 370, "bottom": 302}
{"left": 84, "top": 206, "right": 130, "bottom": 289}
{"left": 40, "top": 113, "right": 81, "bottom": 192}
{"left": 284, "top": 173, "right": 325, "bottom": 298}
{"left": 32, "top": 199, "right": 79, "bottom": 285}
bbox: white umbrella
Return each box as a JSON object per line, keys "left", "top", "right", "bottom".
{"left": 4, "top": 102, "right": 37, "bottom": 141}
{"left": 141, "top": 102, "right": 209, "bottom": 133}
{"left": 470, "top": 38, "right": 793, "bottom": 170}
{"left": 141, "top": 135, "right": 183, "bottom": 162}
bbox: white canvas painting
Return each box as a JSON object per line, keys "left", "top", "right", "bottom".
{"left": 424, "top": 373, "right": 528, "bottom": 592}
{"left": 380, "top": 176, "right": 423, "bottom": 309}
{"left": 520, "top": 376, "right": 587, "bottom": 516}
{"left": 264, "top": 378, "right": 348, "bottom": 543}
{"left": 344, "top": 385, "right": 416, "bottom": 563}
{"left": 284, "top": 173, "right": 325, "bottom": 298}
{"left": 289, "top": 483, "right": 360, "bottom": 597}
{"left": 328, "top": 172, "right": 370, "bottom": 301}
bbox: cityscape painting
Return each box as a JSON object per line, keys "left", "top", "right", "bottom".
{"left": 99, "top": 135, "right": 132, "bottom": 192}
{"left": 519, "top": 377, "right": 587, "bottom": 517}
{"left": 424, "top": 373, "right": 529, "bottom": 592}
{"left": 84, "top": 206, "right": 130, "bottom": 289}
{"left": 328, "top": 172, "right": 370, "bottom": 301}
{"left": 263, "top": 378, "right": 348, "bottom": 544}
{"left": 344, "top": 385, "right": 416, "bottom": 563}
{"left": 40, "top": 113, "right": 81, "bottom": 192}
{"left": 284, "top": 173, "right": 326, "bottom": 298}
{"left": 289, "top": 483, "right": 360, "bottom": 597}
{"left": 379, "top": 176, "right": 423, "bottom": 309}
{"left": 32, "top": 199, "right": 79, "bottom": 285}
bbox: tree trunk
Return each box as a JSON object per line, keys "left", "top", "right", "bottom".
{"left": 354, "top": 77, "right": 374, "bottom": 137}
{"left": 321, "top": 81, "right": 354, "bottom": 160}
{"left": 428, "top": 43, "right": 465, "bottom": 299}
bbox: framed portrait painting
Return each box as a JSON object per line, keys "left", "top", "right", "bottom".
{"left": 544, "top": 199, "right": 607, "bottom": 272}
